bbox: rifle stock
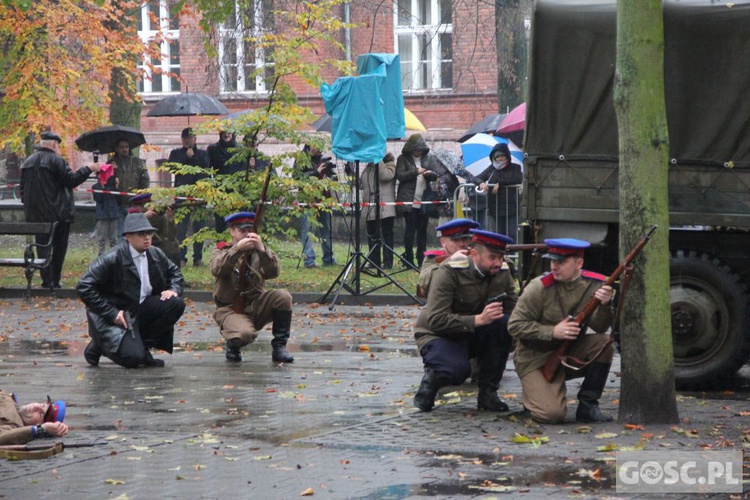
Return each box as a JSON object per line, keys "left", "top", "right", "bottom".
{"left": 233, "top": 161, "right": 275, "bottom": 314}
{"left": 507, "top": 243, "right": 548, "bottom": 253}
{"left": 539, "top": 225, "right": 657, "bottom": 382}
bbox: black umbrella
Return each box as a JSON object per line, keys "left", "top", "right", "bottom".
{"left": 458, "top": 113, "right": 507, "bottom": 143}
{"left": 75, "top": 125, "right": 146, "bottom": 157}
{"left": 147, "top": 92, "right": 229, "bottom": 120}
{"left": 312, "top": 113, "right": 333, "bottom": 132}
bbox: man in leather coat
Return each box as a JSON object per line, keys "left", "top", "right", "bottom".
{"left": 19, "top": 131, "right": 100, "bottom": 289}
{"left": 77, "top": 213, "right": 186, "bottom": 368}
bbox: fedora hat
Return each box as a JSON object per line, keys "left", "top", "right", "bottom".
{"left": 122, "top": 212, "right": 156, "bottom": 235}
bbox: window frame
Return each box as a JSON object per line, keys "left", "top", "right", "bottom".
{"left": 394, "top": 0, "right": 453, "bottom": 92}
{"left": 137, "top": 0, "right": 181, "bottom": 95}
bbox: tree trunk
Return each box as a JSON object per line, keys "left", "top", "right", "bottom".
{"left": 614, "top": 0, "right": 679, "bottom": 423}
{"left": 495, "top": 0, "right": 526, "bottom": 111}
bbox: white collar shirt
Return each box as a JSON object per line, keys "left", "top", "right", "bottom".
{"left": 129, "top": 245, "right": 153, "bottom": 303}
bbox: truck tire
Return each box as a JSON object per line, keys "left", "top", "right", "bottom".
{"left": 670, "top": 250, "right": 750, "bottom": 390}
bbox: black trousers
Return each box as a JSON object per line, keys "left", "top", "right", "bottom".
{"left": 366, "top": 217, "right": 395, "bottom": 268}
{"left": 402, "top": 209, "right": 429, "bottom": 266}
{"left": 36, "top": 221, "right": 70, "bottom": 287}
{"left": 420, "top": 316, "right": 512, "bottom": 390}
{"left": 108, "top": 295, "right": 185, "bottom": 368}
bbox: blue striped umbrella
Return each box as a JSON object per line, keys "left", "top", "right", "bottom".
{"left": 460, "top": 133, "right": 523, "bottom": 176}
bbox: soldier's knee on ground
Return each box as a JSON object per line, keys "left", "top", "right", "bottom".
{"left": 531, "top": 406, "right": 566, "bottom": 425}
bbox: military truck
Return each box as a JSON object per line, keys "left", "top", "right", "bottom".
{"left": 520, "top": 0, "right": 750, "bottom": 389}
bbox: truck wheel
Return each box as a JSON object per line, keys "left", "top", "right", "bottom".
{"left": 670, "top": 251, "right": 750, "bottom": 390}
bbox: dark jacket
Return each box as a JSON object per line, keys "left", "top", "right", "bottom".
{"left": 207, "top": 136, "right": 244, "bottom": 176}
{"left": 76, "top": 243, "right": 184, "bottom": 354}
{"left": 395, "top": 134, "right": 438, "bottom": 214}
{"left": 168, "top": 147, "right": 210, "bottom": 187}
{"left": 92, "top": 178, "right": 120, "bottom": 220}
{"left": 475, "top": 143, "right": 524, "bottom": 217}
{"left": 19, "top": 147, "right": 93, "bottom": 223}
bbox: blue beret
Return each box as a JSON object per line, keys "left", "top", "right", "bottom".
{"left": 469, "top": 229, "right": 513, "bottom": 251}
{"left": 40, "top": 131, "right": 62, "bottom": 143}
{"left": 130, "top": 193, "right": 152, "bottom": 205}
{"left": 225, "top": 211, "right": 256, "bottom": 228}
{"left": 436, "top": 218, "right": 480, "bottom": 239}
{"left": 543, "top": 238, "right": 590, "bottom": 260}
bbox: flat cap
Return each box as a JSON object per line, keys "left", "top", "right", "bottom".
{"left": 40, "top": 131, "right": 62, "bottom": 143}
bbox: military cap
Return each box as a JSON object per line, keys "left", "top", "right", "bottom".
{"left": 225, "top": 211, "right": 256, "bottom": 229}
{"left": 40, "top": 131, "right": 62, "bottom": 143}
{"left": 469, "top": 229, "right": 513, "bottom": 252}
{"left": 44, "top": 396, "right": 66, "bottom": 423}
{"left": 130, "top": 193, "right": 152, "bottom": 205}
{"left": 542, "top": 238, "right": 590, "bottom": 260}
{"left": 436, "top": 218, "right": 480, "bottom": 239}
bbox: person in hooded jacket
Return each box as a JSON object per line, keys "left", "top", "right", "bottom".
{"left": 208, "top": 131, "right": 244, "bottom": 233}
{"left": 473, "top": 142, "right": 523, "bottom": 237}
{"left": 395, "top": 134, "right": 439, "bottom": 267}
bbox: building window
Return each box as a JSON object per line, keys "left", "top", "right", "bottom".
{"left": 395, "top": 0, "right": 453, "bottom": 91}
{"left": 137, "top": 0, "right": 180, "bottom": 94}
{"left": 219, "top": 0, "right": 275, "bottom": 94}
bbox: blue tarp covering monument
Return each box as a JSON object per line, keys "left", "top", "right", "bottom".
{"left": 320, "top": 53, "right": 406, "bottom": 163}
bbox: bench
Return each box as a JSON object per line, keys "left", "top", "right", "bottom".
{"left": 0, "top": 222, "right": 58, "bottom": 298}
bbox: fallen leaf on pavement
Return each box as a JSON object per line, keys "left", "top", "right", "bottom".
{"left": 300, "top": 487, "right": 314, "bottom": 496}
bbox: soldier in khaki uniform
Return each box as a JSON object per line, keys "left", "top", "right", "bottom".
{"left": 211, "top": 212, "right": 295, "bottom": 363}
{"left": 417, "top": 218, "right": 480, "bottom": 298}
{"left": 414, "top": 229, "right": 518, "bottom": 412}
{"left": 0, "top": 391, "right": 68, "bottom": 445}
{"left": 508, "top": 238, "right": 614, "bottom": 424}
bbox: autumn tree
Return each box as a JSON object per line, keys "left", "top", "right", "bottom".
{"left": 495, "top": 0, "right": 528, "bottom": 111}
{"left": 0, "top": 0, "right": 163, "bottom": 155}
{"left": 156, "top": 0, "right": 356, "bottom": 241}
{"left": 614, "top": 0, "right": 679, "bottom": 423}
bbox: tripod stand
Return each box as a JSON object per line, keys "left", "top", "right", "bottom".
{"left": 319, "top": 160, "right": 422, "bottom": 309}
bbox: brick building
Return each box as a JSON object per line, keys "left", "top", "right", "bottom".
{"left": 138, "top": 0, "right": 519, "bottom": 155}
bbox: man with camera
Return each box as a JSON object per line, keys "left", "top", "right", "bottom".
{"left": 295, "top": 144, "right": 337, "bottom": 268}
{"left": 413, "top": 229, "right": 518, "bottom": 413}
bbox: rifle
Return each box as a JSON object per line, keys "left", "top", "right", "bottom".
{"left": 0, "top": 441, "right": 108, "bottom": 460}
{"left": 232, "top": 160, "right": 275, "bottom": 314}
{"left": 506, "top": 243, "right": 548, "bottom": 253}
{"left": 540, "top": 225, "right": 657, "bottom": 382}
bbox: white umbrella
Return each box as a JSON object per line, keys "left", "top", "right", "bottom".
{"left": 460, "top": 133, "right": 523, "bottom": 176}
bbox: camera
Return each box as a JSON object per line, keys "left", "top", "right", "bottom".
{"left": 318, "top": 157, "right": 337, "bottom": 181}
{"left": 485, "top": 293, "right": 508, "bottom": 306}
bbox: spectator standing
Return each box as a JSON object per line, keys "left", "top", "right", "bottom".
{"left": 109, "top": 139, "right": 150, "bottom": 238}
{"left": 169, "top": 127, "right": 210, "bottom": 267}
{"left": 92, "top": 172, "right": 120, "bottom": 256}
{"left": 395, "top": 134, "right": 439, "bottom": 267}
{"left": 19, "top": 131, "right": 100, "bottom": 289}
{"left": 360, "top": 153, "right": 396, "bottom": 270}
{"left": 207, "top": 131, "right": 244, "bottom": 233}
{"left": 295, "top": 144, "right": 336, "bottom": 268}
{"left": 474, "top": 142, "right": 523, "bottom": 237}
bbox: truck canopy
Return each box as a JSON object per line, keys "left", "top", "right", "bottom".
{"left": 525, "top": 0, "right": 750, "bottom": 167}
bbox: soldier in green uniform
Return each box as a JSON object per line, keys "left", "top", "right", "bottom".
{"left": 417, "top": 218, "right": 480, "bottom": 298}
{"left": 508, "top": 238, "right": 614, "bottom": 424}
{"left": 210, "top": 212, "right": 295, "bottom": 363}
{"left": 0, "top": 392, "right": 67, "bottom": 445}
{"left": 413, "top": 229, "right": 518, "bottom": 412}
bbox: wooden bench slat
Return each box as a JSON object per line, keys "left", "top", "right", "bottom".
{"left": 0, "top": 223, "right": 55, "bottom": 236}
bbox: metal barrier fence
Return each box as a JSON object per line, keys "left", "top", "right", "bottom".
{"left": 453, "top": 183, "right": 522, "bottom": 241}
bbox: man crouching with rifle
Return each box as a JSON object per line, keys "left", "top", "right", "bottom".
{"left": 508, "top": 239, "right": 615, "bottom": 424}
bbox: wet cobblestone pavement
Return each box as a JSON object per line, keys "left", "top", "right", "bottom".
{"left": 0, "top": 295, "right": 748, "bottom": 499}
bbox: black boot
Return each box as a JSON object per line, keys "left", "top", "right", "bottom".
{"left": 271, "top": 310, "right": 294, "bottom": 363}
{"left": 414, "top": 369, "right": 442, "bottom": 412}
{"left": 84, "top": 340, "right": 101, "bottom": 367}
{"left": 226, "top": 339, "right": 242, "bottom": 362}
{"left": 143, "top": 349, "right": 165, "bottom": 367}
{"left": 576, "top": 362, "right": 614, "bottom": 423}
{"left": 477, "top": 387, "right": 509, "bottom": 412}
